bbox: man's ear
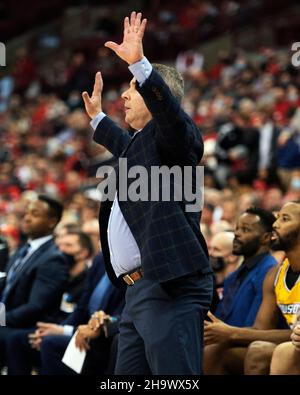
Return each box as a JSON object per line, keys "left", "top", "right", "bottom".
{"left": 48, "top": 217, "right": 58, "bottom": 231}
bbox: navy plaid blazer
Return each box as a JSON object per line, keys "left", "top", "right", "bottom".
{"left": 93, "top": 68, "right": 212, "bottom": 287}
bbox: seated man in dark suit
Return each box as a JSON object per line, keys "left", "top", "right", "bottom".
{"left": 6, "top": 252, "right": 125, "bottom": 375}
{"left": 55, "top": 230, "right": 93, "bottom": 322}
{"left": 0, "top": 194, "right": 69, "bottom": 367}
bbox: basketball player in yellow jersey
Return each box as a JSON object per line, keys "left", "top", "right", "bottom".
{"left": 204, "top": 202, "right": 300, "bottom": 375}
{"left": 268, "top": 202, "right": 300, "bottom": 375}
{"left": 273, "top": 258, "right": 300, "bottom": 328}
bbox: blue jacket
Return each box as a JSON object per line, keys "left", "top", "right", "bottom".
{"left": 93, "top": 68, "right": 212, "bottom": 286}
{"left": 2, "top": 239, "right": 69, "bottom": 328}
{"left": 215, "top": 254, "right": 277, "bottom": 326}
{"left": 63, "top": 253, "right": 125, "bottom": 328}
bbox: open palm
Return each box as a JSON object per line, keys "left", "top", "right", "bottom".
{"left": 82, "top": 71, "right": 103, "bottom": 119}
{"left": 105, "top": 11, "right": 147, "bottom": 65}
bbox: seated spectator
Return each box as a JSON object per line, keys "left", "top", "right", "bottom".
{"left": 283, "top": 170, "right": 300, "bottom": 203}
{"left": 56, "top": 230, "right": 94, "bottom": 321}
{"left": 6, "top": 252, "right": 125, "bottom": 375}
{"left": 276, "top": 108, "right": 300, "bottom": 191}
{"left": 204, "top": 202, "right": 300, "bottom": 375}
{"left": 210, "top": 220, "right": 233, "bottom": 236}
{"left": 0, "top": 195, "right": 69, "bottom": 368}
{"left": 238, "top": 192, "right": 260, "bottom": 213}
{"left": 81, "top": 199, "right": 99, "bottom": 224}
{"left": 204, "top": 207, "right": 278, "bottom": 374}
{"left": 0, "top": 224, "right": 20, "bottom": 261}
{"left": 209, "top": 231, "right": 241, "bottom": 295}
{"left": 270, "top": 324, "right": 300, "bottom": 375}
{"left": 54, "top": 222, "right": 80, "bottom": 249}
{"left": 262, "top": 187, "right": 283, "bottom": 212}
{"left": 0, "top": 236, "right": 9, "bottom": 272}
{"left": 82, "top": 218, "right": 101, "bottom": 256}
{"left": 220, "top": 199, "right": 239, "bottom": 227}
{"left": 201, "top": 202, "right": 214, "bottom": 226}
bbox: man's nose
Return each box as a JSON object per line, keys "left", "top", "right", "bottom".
{"left": 23, "top": 214, "right": 31, "bottom": 222}
{"left": 121, "top": 88, "right": 130, "bottom": 100}
{"left": 234, "top": 229, "right": 241, "bottom": 238}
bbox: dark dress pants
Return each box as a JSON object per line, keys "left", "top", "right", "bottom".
{"left": 6, "top": 329, "right": 40, "bottom": 375}
{"left": 40, "top": 335, "right": 75, "bottom": 375}
{"left": 115, "top": 272, "right": 213, "bottom": 375}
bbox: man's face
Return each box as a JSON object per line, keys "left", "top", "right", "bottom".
{"left": 22, "top": 200, "right": 56, "bottom": 239}
{"left": 82, "top": 222, "right": 100, "bottom": 252}
{"left": 58, "top": 234, "right": 83, "bottom": 262}
{"left": 121, "top": 78, "right": 152, "bottom": 130}
{"left": 210, "top": 235, "right": 232, "bottom": 259}
{"left": 233, "top": 213, "right": 265, "bottom": 257}
{"left": 271, "top": 203, "right": 300, "bottom": 251}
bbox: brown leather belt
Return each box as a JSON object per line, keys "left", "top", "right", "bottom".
{"left": 123, "top": 268, "right": 143, "bottom": 286}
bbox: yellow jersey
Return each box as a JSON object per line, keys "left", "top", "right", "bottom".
{"left": 274, "top": 258, "right": 300, "bottom": 328}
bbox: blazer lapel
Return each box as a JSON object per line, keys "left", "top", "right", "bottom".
{"left": 120, "top": 130, "right": 140, "bottom": 157}
{"left": 119, "top": 121, "right": 153, "bottom": 157}
{"left": 6, "top": 240, "right": 53, "bottom": 296}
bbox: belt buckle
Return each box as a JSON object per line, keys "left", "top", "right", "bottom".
{"left": 124, "top": 274, "right": 135, "bottom": 285}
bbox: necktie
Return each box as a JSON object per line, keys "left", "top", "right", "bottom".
{"left": 1, "top": 243, "right": 31, "bottom": 303}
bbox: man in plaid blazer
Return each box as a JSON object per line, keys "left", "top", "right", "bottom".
{"left": 82, "top": 11, "right": 213, "bottom": 375}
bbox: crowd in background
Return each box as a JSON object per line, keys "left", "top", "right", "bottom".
{"left": 0, "top": 0, "right": 300, "bottom": 375}
{"left": 1, "top": 42, "right": 300, "bottom": 260}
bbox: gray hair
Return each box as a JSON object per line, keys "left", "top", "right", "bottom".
{"left": 152, "top": 63, "right": 184, "bottom": 103}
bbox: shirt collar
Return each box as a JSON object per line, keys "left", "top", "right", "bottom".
{"left": 28, "top": 235, "right": 53, "bottom": 253}
{"left": 241, "top": 252, "right": 269, "bottom": 272}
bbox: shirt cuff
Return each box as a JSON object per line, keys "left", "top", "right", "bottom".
{"left": 90, "top": 112, "right": 107, "bottom": 130}
{"left": 128, "top": 57, "right": 153, "bottom": 86}
{"left": 63, "top": 325, "right": 74, "bottom": 336}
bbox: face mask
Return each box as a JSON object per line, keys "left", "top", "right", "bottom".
{"left": 63, "top": 252, "right": 76, "bottom": 267}
{"left": 210, "top": 256, "right": 225, "bottom": 272}
{"left": 291, "top": 177, "right": 300, "bottom": 190}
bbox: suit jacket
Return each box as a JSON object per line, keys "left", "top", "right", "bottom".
{"left": 215, "top": 254, "right": 277, "bottom": 327}
{"left": 2, "top": 239, "right": 69, "bottom": 328}
{"left": 94, "top": 69, "right": 212, "bottom": 287}
{"left": 63, "top": 253, "right": 125, "bottom": 328}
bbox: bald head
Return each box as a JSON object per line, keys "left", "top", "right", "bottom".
{"left": 210, "top": 231, "right": 234, "bottom": 257}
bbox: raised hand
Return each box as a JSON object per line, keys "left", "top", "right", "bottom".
{"left": 104, "top": 11, "right": 147, "bottom": 65}
{"left": 82, "top": 71, "right": 103, "bottom": 119}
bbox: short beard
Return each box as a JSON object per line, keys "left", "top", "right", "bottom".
{"left": 271, "top": 228, "right": 300, "bottom": 252}
{"left": 234, "top": 236, "right": 261, "bottom": 258}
